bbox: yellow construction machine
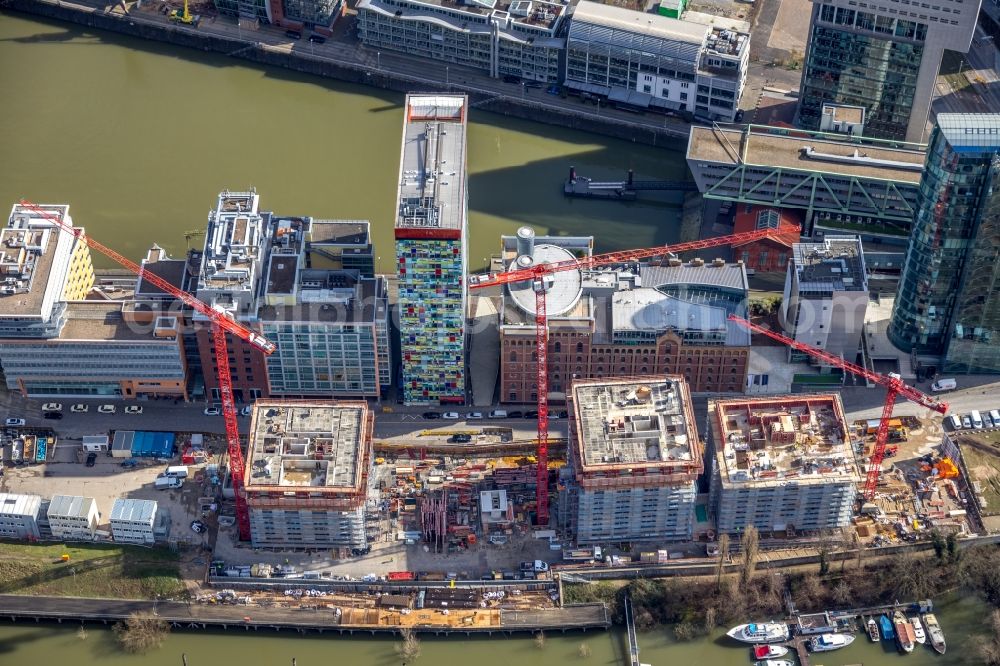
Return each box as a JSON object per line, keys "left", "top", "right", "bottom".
{"left": 170, "top": 0, "right": 199, "bottom": 25}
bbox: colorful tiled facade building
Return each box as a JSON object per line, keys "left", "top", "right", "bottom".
{"left": 395, "top": 94, "right": 469, "bottom": 405}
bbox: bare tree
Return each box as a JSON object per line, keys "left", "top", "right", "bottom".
{"left": 395, "top": 628, "right": 422, "bottom": 661}
{"left": 534, "top": 631, "right": 547, "bottom": 649}
{"left": 112, "top": 613, "right": 169, "bottom": 654}
{"left": 740, "top": 526, "right": 760, "bottom": 586}
{"left": 716, "top": 533, "right": 730, "bottom": 590}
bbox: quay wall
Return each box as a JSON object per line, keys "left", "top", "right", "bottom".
{"left": 5, "top": 0, "right": 686, "bottom": 148}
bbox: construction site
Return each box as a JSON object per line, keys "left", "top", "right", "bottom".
{"left": 709, "top": 394, "right": 863, "bottom": 535}
{"left": 242, "top": 400, "right": 374, "bottom": 551}
{"left": 562, "top": 376, "right": 703, "bottom": 545}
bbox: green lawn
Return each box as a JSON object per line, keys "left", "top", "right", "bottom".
{"left": 961, "top": 446, "right": 1000, "bottom": 515}
{"left": 0, "top": 541, "right": 186, "bottom": 600}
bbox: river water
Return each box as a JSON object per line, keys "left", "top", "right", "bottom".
{"left": 0, "top": 593, "right": 990, "bottom": 665}
{"left": 0, "top": 12, "right": 688, "bottom": 272}
{"left": 0, "top": 9, "right": 994, "bottom": 666}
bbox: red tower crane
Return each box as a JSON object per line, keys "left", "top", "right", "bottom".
{"left": 17, "top": 200, "right": 275, "bottom": 540}
{"left": 727, "top": 314, "right": 948, "bottom": 500}
{"left": 470, "top": 225, "right": 800, "bottom": 524}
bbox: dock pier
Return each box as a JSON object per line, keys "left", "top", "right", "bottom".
{"left": 563, "top": 166, "right": 697, "bottom": 201}
{"left": 624, "top": 593, "right": 641, "bottom": 666}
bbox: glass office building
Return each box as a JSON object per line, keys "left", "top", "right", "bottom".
{"left": 889, "top": 114, "right": 1000, "bottom": 373}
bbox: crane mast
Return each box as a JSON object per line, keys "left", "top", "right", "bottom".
{"left": 17, "top": 199, "right": 273, "bottom": 540}
{"left": 727, "top": 314, "right": 948, "bottom": 500}
{"left": 472, "top": 225, "right": 800, "bottom": 524}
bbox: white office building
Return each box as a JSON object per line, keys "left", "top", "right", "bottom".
{"left": 0, "top": 493, "right": 43, "bottom": 540}
{"left": 109, "top": 498, "right": 158, "bottom": 545}
{"left": 46, "top": 495, "right": 101, "bottom": 540}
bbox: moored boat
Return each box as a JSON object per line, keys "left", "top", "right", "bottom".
{"left": 727, "top": 622, "right": 790, "bottom": 644}
{"left": 923, "top": 613, "right": 946, "bottom": 654}
{"left": 753, "top": 645, "right": 789, "bottom": 659}
{"left": 894, "top": 610, "right": 915, "bottom": 653}
{"left": 910, "top": 614, "right": 926, "bottom": 645}
{"left": 866, "top": 616, "right": 880, "bottom": 642}
{"left": 879, "top": 614, "right": 895, "bottom": 641}
{"left": 809, "top": 633, "right": 855, "bottom": 652}
{"left": 754, "top": 661, "right": 793, "bottom": 666}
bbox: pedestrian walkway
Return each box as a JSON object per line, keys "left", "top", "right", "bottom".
{"left": 468, "top": 295, "right": 499, "bottom": 407}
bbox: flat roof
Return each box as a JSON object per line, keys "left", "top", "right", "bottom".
{"left": 199, "top": 190, "right": 267, "bottom": 292}
{"left": 0, "top": 205, "right": 71, "bottom": 318}
{"left": 110, "top": 498, "right": 157, "bottom": 523}
{"left": 937, "top": 113, "right": 1000, "bottom": 152}
{"left": 310, "top": 220, "right": 371, "bottom": 246}
{"left": 58, "top": 303, "right": 163, "bottom": 341}
{"left": 260, "top": 276, "right": 385, "bottom": 323}
{"left": 47, "top": 494, "right": 97, "bottom": 519}
{"left": 395, "top": 95, "right": 468, "bottom": 234}
{"left": 136, "top": 253, "right": 187, "bottom": 298}
{"left": 792, "top": 237, "right": 868, "bottom": 293}
{"left": 245, "top": 401, "right": 372, "bottom": 496}
{"left": 506, "top": 244, "right": 583, "bottom": 318}
{"left": 687, "top": 125, "right": 925, "bottom": 183}
{"left": 0, "top": 492, "right": 42, "bottom": 518}
{"left": 571, "top": 376, "right": 701, "bottom": 482}
{"left": 711, "top": 394, "right": 862, "bottom": 488}
{"left": 824, "top": 104, "right": 865, "bottom": 125}
{"left": 571, "top": 1, "right": 707, "bottom": 45}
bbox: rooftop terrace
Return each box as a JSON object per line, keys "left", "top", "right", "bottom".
{"left": 571, "top": 376, "right": 701, "bottom": 485}
{"left": 0, "top": 205, "right": 70, "bottom": 318}
{"left": 245, "top": 402, "right": 372, "bottom": 497}
{"left": 792, "top": 237, "right": 868, "bottom": 293}
{"left": 712, "top": 394, "right": 862, "bottom": 488}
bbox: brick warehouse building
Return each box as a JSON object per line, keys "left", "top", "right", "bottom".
{"left": 498, "top": 229, "right": 751, "bottom": 404}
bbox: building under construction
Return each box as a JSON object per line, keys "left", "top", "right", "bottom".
{"left": 708, "top": 394, "right": 862, "bottom": 534}
{"left": 563, "top": 376, "right": 703, "bottom": 544}
{"left": 243, "top": 400, "right": 373, "bottom": 549}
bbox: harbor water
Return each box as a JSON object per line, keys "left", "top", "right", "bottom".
{"left": 0, "top": 593, "right": 990, "bottom": 665}
{"left": 0, "top": 12, "right": 689, "bottom": 273}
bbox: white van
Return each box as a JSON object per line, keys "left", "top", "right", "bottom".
{"left": 164, "top": 465, "right": 189, "bottom": 479}
{"left": 971, "top": 410, "right": 984, "bottom": 429}
{"left": 488, "top": 410, "right": 508, "bottom": 419}
{"left": 949, "top": 414, "right": 963, "bottom": 430}
{"left": 990, "top": 410, "right": 1000, "bottom": 427}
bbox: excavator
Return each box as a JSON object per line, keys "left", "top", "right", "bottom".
{"left": 169, "top": 0, "right": 199, "bottom": 25}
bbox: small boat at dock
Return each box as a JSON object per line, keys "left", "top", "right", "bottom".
{"left": 923, "top": 613, "right": 946, "bottom": 654}
{"left": 910, "top": 614, "right": 926, "bottom": 644}
{"left": 894, "top": 610, "right": 915, "bottom": 653}
{"left": 754, "top": 661, "right": 793, "bottom": 666}
{"left": 866, "top": 616, "right": 880, "bottom": 641}
{"left": 809, "top": 633, "right": 855, "bottom": 652}
{"left": 879, "top": 614, "right": 895, "bottom": 641}
{"left": 727, "top": 623, "right": 790, "bottom": 644}
{"left": 753, "top": 645, "right": 789, "bottom": 659}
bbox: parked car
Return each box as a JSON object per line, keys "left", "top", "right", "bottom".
{"left": 524, "top": 410, "right": 538, "bottom": 419}
{"left": 41, "top": 402, "right": 62, "bottom": 412}
{"left": 308, "top": 34, "right": 326, "bottom": 44}
{"left": 43, "top": 412, "right": 63, "bottom": 420}
{"left": 5, "top": 418, "right": 25, "bottom": 427}
{"left": 98, "top": 404, "right": 116, "bottom": 414}
{"left": 448, "top": 434, "right": 473, "bottom": 443}
{"left": 506, "top": 410, "right": 523, "bottom": 419}
{"left": 125, "top": 405, "right": 143, "bottom": 415}
{"left": 466, "top": 412, "right": 483, "bottom": 420}
{"left": 558, "top": 410, "right": 569, "bottom": 419}
{"left": 442, "top": 412, "right": 461, "bottom": 419}
{"left": 121, "top": 459, "right": 139, "bottom": 468}
{"left": 204, "top": 406, "right": 221, "bottom": 416}
{"left": 71, "top": 403, "right": 89, "bottom": 413}
{"left": 85, "top": 452, "right": 97, "bottom": 467}
{"left": 963, "top": 415, "right": 973, "bottom": 429}
{"left": 422, "top": 411, "right": 442, "bottom": 419}
{"left": 240, "top": 405, "right": 253, "bottom": 417}
{"left": 285, "top": 29, "right": 302, "bottom": 40}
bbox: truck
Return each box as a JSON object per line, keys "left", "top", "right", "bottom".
{"left": 164, "top": 465, "right": 189, "bottom": 479}
{"left": 155, "top": 476, "right": 183, "bottom": 490}
{"left": 931, "top": 378, "right": 957, "bottom": 392}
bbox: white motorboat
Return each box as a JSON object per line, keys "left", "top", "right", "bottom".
{"left": 923, "top": 613, "right": 946, "bottom": 654}
{"left": 809, "top": 632, "right": 856, "bottom": 652}
{"left": 752, "top": 645, "right": 789, "bottom": 659}
{"left": 754, "top": 661, "right": 793, "bottom": 666}
{"left": 726, "top": 622, "right": 790, "bottom": 644}
{"left": 909, "top": 614, "right": 926, "bottom": 645}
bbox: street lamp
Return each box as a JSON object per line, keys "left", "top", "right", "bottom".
{"left": 446, "top": 66, "right": 450, "bottom": 86}
{"left": 377, "top": 51, "right": 381, "bottom": 70}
